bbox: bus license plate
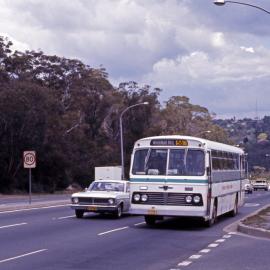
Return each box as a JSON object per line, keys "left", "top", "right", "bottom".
{"left": 147, "top": 208, "right": 157, "bottom": 215}
{"left": 87, "top": 206, "right": 97, "bottom": 211}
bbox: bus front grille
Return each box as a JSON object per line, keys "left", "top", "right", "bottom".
{"left": 132, "top": 192, "right": 203, "bottom": 206}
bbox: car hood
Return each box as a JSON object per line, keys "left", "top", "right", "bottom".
{"left": 71, "top": 191, "right": 125, "bottom": 199}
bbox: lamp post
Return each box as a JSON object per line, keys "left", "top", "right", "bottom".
{"left": 120, "top": 102, "right": 149, "bottom": 180}
{"left": 195, "top": 130, "right": 212, "bottom": 137}
{"left": 265, "top": 154, "right": 270, "bottom": 171}
{"left": 213, "top": 0, "right": 270, "bottom": 15}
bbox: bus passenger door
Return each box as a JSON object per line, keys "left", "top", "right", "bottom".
{"left": 206, "top": 151, "right": 212, "bottom": 216}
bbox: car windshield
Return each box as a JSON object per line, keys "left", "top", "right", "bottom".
{"left": 89, "top": 182, "right": 124, "bottom": 192}
{"left": 132, "top": 148, "right": 205, "bottom": 176}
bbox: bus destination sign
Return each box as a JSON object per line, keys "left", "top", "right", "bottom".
{"left": 150, "top": 139, "right": 188, "bottom": 146}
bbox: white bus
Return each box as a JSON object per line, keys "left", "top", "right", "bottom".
{"left": 129, "top": 135, "right": 248, "bottom": 226}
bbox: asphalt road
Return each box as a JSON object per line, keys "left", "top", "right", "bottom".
{"left": 0, "top": 191, "right": 269, "bottom": 270}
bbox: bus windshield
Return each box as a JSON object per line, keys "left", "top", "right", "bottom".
{"left": 132, "top": 148, "right": 205, "bottom": 176}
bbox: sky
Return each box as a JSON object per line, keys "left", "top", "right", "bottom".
{"left": 1, "top": 0, "right": 270, "bottom": 119}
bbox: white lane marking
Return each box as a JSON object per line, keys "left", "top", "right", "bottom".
{"left": 200, "top": 249, "right": 211, "bottom": 253}
{"left": 98, "top": 226, "right": 129, "bottom": 236}
{"left": 0, "top": 204, "right": 69, "bottom": 214}
{"left": 215, "top": 239, "right": 225, "bottom": 243}
{"left": 0, "top": 249, "right": 47, "bottom": 263}
{"left": 178, "top": 261, "right": 192, "bottom": 266}
{"left": 172, "top": 235, "right": 235, "bottom": 269}
{"left": 189, "top": 254, "right": 202, "bottom": 260}
{"left": 0, "top": 223, "right": 27, "bottom": 229}
{"left": 208, "top": 243, "right": 219, "bottom": 248}
{"left": 244, "top": 203, "right": 260, "bottom": 207}
{"left": 228, "top": 232, "right": 237, "bottom": 235}
{"left": 134, "top": 222, "right": 146, "bottom": 226}
{"left": 54, "top": 215, "right": 75, "bottom": 220}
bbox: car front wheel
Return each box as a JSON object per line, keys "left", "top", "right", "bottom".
{"left": 114, "top": 205, "right": 123, "bottom": 218}
{"left": 75, "top": 210, "right": 84, "bottom": 219}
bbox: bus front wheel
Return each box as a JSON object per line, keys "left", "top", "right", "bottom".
{"left": 144, "top": 215, "right": 156, "bottom": 226}
{"left": 205, "top": 201, "right": 217, "bottom": 227}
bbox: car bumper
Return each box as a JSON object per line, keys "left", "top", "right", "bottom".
{"left": 70, "top": 204, "right": 118, "bottom": 212}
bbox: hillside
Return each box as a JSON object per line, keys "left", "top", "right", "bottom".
{"left": 214, "top": 117, "right": 270, "bottom": 172}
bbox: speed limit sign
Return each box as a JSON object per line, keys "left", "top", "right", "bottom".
{"left": 23, "top": 151, "right": 36, "bottom": 168}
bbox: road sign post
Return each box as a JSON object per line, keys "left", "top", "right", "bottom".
{"left": 23, "top": 151, "right": 36, "bottom": 204}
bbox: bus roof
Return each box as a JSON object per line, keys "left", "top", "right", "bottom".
{"left": 134, "top": 135, "right": 244, "bottom": 154}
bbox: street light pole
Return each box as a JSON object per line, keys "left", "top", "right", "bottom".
{"left": 213, "top": 0, "right": 270, "bottom": 15}
{"left": 195, "top": 130, "right": 212, "bottom": 137}
{"left": 120, "top": 102, "right": 149, "bottom": 180}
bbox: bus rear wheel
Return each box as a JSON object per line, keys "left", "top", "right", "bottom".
{"left": 229, "top": 196, "right": 238, "bottom": 217}
{"left": 144, "top": 215, "right": 156, "bottom": 226}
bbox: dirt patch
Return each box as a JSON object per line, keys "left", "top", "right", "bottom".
{"left": 242, "top": 206, "right": 270, "bottom": 230}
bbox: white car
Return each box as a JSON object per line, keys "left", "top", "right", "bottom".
{"left": 253, "top": 180, "right": 268, "bottom": 191}
{"left": 71, "top": 180, "right": 130, "bottom": 218}
{"left": 244, "top": 182, "right": 253, "bottom": 194}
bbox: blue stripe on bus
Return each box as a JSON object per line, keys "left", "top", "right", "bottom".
{"left": 129, "top": 178, "right": 208, "bottom": 184}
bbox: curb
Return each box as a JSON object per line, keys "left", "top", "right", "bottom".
{"left": 237, "top": 204, "right": 270, "bottom": 239}
{"left": 0, "top": 200, "right": 70, "bottom": 213}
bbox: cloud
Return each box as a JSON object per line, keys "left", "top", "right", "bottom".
{"left": 211, "top": 32, "right": 225, "bottom": 47}
{"left": 0, "top": 0, "right": 270, "bottom": 118}
{"left": 240, "top": 46, "right": 255, "bottom": 53}
{"left": 144, "top": 43, "right": 270, "bottom": 116}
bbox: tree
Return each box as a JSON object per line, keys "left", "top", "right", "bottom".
{"left": 0, "top": 36, "right": 231, "bottom": 192}
{"left": 160, "top": 96, "right": 230, "bottom": 143}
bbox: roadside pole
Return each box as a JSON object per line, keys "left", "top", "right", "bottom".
{"left": 23, "top": 151, "right": 36, "bottom": 204}
{"left": 29, "top": 168, "right": 32, "bottom": 204}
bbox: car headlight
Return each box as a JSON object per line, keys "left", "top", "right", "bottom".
{"left": 72, "top": 197, "right": 79, "bottom": 204}
{"left": 108, "top": 198, "right": 114, "bottom": 205}
{"left": 193, "top": 195, "right": 201, "bottom": 204}
{"left": 141, "top": 194, "right": 148, "bottom": 202}
{"left": 185, "top": 195, "right": 193, "bottom": 203}
{"left": 133, "top": 194, "right": 141, "bottom": 202}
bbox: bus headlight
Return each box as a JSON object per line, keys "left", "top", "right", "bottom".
{"left": 72, "top": 197, "right": 79, "bottom": 204}
{"left": 193, "top": 195, "right": 201, "bottom": 204}
{"left": 108, "top": 198, "right": 114, "bottom": 205}
{"left": 185, "top": 195, "right": 193, "bottom": 204}
{"left": 141, "top": 194, "right": 148, "bottom": 202}
{"left": 133, "top": 194, "right": 141, "bottom": 202}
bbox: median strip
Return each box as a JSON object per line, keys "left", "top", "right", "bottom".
{"left": 0, "top": 223, "right": 27, "bottom": 229}
{"left": 0, "top": 249, "right": 47, "bottom": 263}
